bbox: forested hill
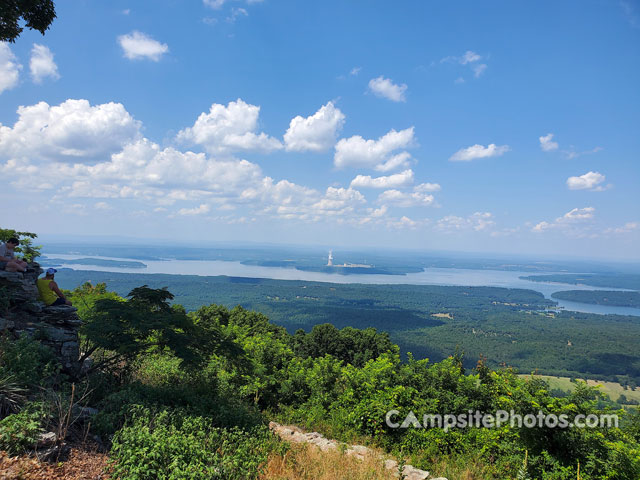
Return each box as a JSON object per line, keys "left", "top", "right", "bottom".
{"left": 521, "top": 273, "right": 640, "bottom": 291}
{"left": 55, "top": 269, "right": 640, "bottom": 384}
{"left": 552, "top": 290, "right": 640, "bottom": 308}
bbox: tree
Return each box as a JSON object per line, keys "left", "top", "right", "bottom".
{"left": 81, "top": 286, "right": 205, "bottom": 373}
{"left": 0, "top": 228, "right": 41, "bottom": 262}
{"left": 1, "top": 0, "right": 56, "bottom": 42}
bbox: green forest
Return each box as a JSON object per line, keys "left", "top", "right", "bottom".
{"left": 551, "top": 290, "right": 640, "bottom": 308}
{"left": 2, "top": 281, "right": 639, "bottom": 479}
{"left": 53, "top": 269, "right": 640, "bottom": 385}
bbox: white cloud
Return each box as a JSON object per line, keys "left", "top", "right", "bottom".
{"left": 118, "top": 31, "right": 168, "bottom": 61}
{"left": 440, "top": 50, "right": 487, "bottom": 81}
{"left": 29, "top": 44, "right": 60, "bottom": 84}
{"left": 227, "top": 7, "right": 248, "bottom": 23}
{"left": 177, "top": 99, "right": 282, "bottom": 154}
{"left": 94, "top": 201, "right": 112, "bottom": 210}
{"left": 437, "top": 212, "right": 495, "bottom": 232}
{"left": 178, "top": 204, "right": 210, "bottom": 216}
{"left": 539, "top": 133, "right": 559, "bottom": 152}
{"left": 566, "top": 171, "right": 608, "bottom": 191}
{"left": 0, "top": 99, "right": 141, "bottom": 162}
{"left": 565, "top": 146, "right": 603, "bottom": 160}
{"left": 472, "top": 64, "right": 487, "bottom": 77}
{"left": 368, "top": 76, "right": 408, "bottom": 102}
{"left": 561, "top": 207, "right": 595, "bottom": 222}
{"left": 533, "top": 207, "right": 595, "bottom": 232}
{"left": 414, "top": 182, "right": 441, "bottom": 193}
{"left": 284, "top": 101, "right": 345, "bottom": 152}
{"left": 334, "top": 127, "right": 415, "bottom": 169}
{"left": 350, "top": 67, "right": 361, "bottom": 76}
{"left": 604, "top": 222, "right": 639, "bottom": 234}
{"left": 350, "top": 169, "right": 414, "bottom": 189}
{"left": 374, "top": 151, "right": 412, "bottom": 172}
{"left": 460, "top": 50, "right": 481, "bottom": 64}
{"left": 0, "top": 43, "right": 21, "bottom": 94}
{"left": 377, "top": 189, "right": 435, "bottom": 207}
{"left": 449, "top": 143, "right": 509, "bottom": 162}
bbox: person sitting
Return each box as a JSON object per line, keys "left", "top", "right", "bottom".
{"left": 0, "top": 238, "right": 28, "bottom": 273}
{"left": 37, "top": 268, "right": 72, "bottom": 306}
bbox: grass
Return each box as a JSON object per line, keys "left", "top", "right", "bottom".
{"left": 260, "top": 443, "right": 397, "bottom": 480}
{"left": 520, "top": 374, "right": 640, "bottom": 404}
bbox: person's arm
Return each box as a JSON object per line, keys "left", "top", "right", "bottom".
{"left": 49, "top": 281, "right": 67, "bottom": 300}
{"left": 0, "top": 246, "right": 13, "bottom": 262}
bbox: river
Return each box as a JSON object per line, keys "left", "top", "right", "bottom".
{"left": 42, "top": 254, "right": 640, "bottom": 317}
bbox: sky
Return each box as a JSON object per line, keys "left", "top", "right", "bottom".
{"left": 1, "top": 0, "right": 639, "bottom": 260}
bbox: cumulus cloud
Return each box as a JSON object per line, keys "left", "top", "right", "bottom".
{"left": 414, "top": 182, "right": 441, "bottom": 192}
{"left": 533, "top": 207, "right": 595, "bottom": 232}
{"left": 284, "top": 101, "right": 345, "bottom": 152}
{"left": 539, "top": 133, "right": 559, "bottom": 152}
{"left": 566, "top": 171, "right": 608, "bottom": 191}
{"left": 118, "top": 31, "right": 168, "bottom": 61}
{"left": 368, "top": 76, "right": 408, "bottom": 102}
{"left": 0, "top": 43, "right": 21, "bottom": 94}
{"left": 334, "top": 127, "right": 415, "bottom": 169}
{"left": 377, "top": 189, "right": 435, "bottom": 207}
{"left": 29, "top": 44, "right": 60, "bottom": 83}
{"left": 178, "top": 204, "right": 210, "bottom": 216}
{"left": 177, "top": 99, "right": 282, "bottom": 154}
{"left": 374, "top": 151, "right": 412, "bottom": 172}
{"left": 437, "top": 212, "right": 494, "bottom": 232}
{"left": 0, "top": 99, "right": 141, "bottom": 162}
{"left": 350, "top": 169, "right": 414, "bottom": 189}
{"left": 449, "top": 143, "right": 509, "bottom": 162}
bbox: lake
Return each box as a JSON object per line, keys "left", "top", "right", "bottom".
{"left": 42, "top": 253, "right": 640, "bottom": 317}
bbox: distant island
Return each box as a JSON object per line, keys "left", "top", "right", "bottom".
{"left": 41, "top": 257, "right": 147, "bottom": 269}
{"left": 551, "top": 290, "right": 640, "bottom": 308}
{"left": 521, "top": 273, "right": 640, "bottom": 291}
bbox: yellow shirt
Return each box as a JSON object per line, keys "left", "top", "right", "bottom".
{"left": 37, "top": 278, "right": 58, "bottom": 306}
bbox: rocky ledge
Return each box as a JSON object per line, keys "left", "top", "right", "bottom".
{"left": 0, "top": 264, "right": 81, "bottom": 371}
{"left": 269, "top": 421, "right": 447, "bottom": 480}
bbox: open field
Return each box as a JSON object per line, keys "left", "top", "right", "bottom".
{"left": 520, "top": 374, "right": 640, "bottom": 404}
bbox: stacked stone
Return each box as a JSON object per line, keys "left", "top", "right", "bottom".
{"left": 0, "top": 263, "right": 81, "bottom": 371}
{"left": 268, "top": 421, "right": 447, "bottom": 480}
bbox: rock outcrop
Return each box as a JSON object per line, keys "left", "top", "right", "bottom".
{"left": 269, "top": 421, "right": 447, "bottom": 480}
{"left": 0, "top": 264, "right": 81, "bottom": 372}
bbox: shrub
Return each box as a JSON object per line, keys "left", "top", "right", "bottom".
{"left": 0, "top": 335, "right": 58, "bottom": 388}
{"left": 0, "top": 406, "right": 44, "bottom": 455}
{"left": 109, "top": 407, "right": 277, "bottom": 480}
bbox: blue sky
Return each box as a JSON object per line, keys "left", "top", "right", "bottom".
{"left": 1, "top": 0, "right": 639, "bottom": 259}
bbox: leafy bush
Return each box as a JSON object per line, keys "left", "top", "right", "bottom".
{"left": 0, "top": 335, "right": 58, "bottom": 388}
{"left": 0, "top": 406, "right": 44, "bottom": 455}
{"left": 109, "top": 407, "right": 277, "bottom": 480}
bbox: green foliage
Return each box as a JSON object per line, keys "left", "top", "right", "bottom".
{"left": 109, "top": 407, "right": 277, "bottom": 480}
{"left": 0, "top": 406, "right": 44, "bottom": 454}
{"left": 0, "top": 227, "right": 42, "bottom": 262}
{"left": 293, "top": 323, "right": 398, "bottom": 367}
{"left": 0, "top": 335, "right": 58, "bottom": 388}
{"left": 81, "top": 285, "right": 207, "bottom": 371}
{"left": 0, "top": 0, "right": 56, "bottom": 43}
{"left": 0, "top": 374, "right": 26, "bottom": 416}
{"left": 53, "top": 268, "right": 640, "bottom": 383}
